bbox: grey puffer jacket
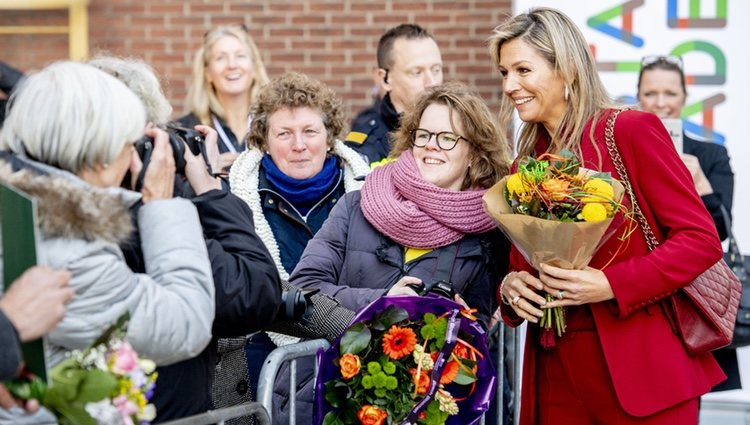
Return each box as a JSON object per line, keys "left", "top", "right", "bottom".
{"left": 272, "top": 190, "right": 501, "bottom": 424}
{"left": 0, "top": 157, "right": 215, "bottom": 368}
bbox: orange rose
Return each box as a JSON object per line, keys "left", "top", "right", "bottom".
{"left": 409, "top": 368, "right": 431, "bottom": 395}
{"left": 357, "top": 404, "right": 388, "bottom": 425}
{"left": 541, "top": 178, "right": 570, "bottom": 201}
{"left": 453, "top": 343, "right": 469, "bottom": 359}
{"left": 339, "top": 353, "right": 361, "bottom": 380}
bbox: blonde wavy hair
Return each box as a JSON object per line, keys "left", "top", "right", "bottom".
{"left": 488, "top": 7, "right": 615, "bottom": 160}
{"left": 390, "top": 82, "right": 511, "bottom": 190}
{"left": 186, "top": 25, "right": 269, "bottom": 125}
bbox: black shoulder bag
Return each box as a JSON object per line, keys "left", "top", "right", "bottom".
{"left": 721, "top": 205, "right": 750, "bottom": 348}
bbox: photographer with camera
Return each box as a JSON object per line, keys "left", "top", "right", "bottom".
{"left": 0, "top": 61, "right": 216, "bottom": 423}
{"left": 278, "top": 83, "right": 510, "bottom": 423}
{"left": 89, "top": 55, "right": 284, "bottom": 422}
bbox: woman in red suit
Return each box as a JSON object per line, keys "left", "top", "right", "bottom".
{"left": 490, "top": 7, "right": 725, "bottom": 424}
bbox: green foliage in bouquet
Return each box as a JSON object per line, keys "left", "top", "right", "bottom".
{"left": 505, "top": 150, "right": 621, "bottom": 223}
{"left": 5, "top": 313, "right": 158, "bottom": 425}
{"left": 322, "top": 306, "right": 480, "bottom": 425}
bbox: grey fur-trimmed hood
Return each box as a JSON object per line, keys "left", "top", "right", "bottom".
{"left": 0, "top": 161, "right": 136, "bottom": 244}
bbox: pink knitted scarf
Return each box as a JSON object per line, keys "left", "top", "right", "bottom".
{"left": 360, "top": 149, "right": 496, "bottom": 249}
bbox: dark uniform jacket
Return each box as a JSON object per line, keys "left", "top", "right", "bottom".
{"left": 344, "top": 93, "right": 400, "bottom": 164}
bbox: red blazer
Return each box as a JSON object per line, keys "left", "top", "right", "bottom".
{"left": 501, "top": 109, "right": 725, "bottom": 422}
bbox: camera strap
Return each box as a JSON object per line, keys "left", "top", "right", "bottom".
{"left": 212, "top": 115, "right": 238, "bottom": 153}
{"left": 427, "top": 242, "right": 459, "bottom": 290}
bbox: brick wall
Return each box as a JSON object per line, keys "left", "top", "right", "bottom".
{"left": 0, "top": 0, "right": 512, "bottom": 126}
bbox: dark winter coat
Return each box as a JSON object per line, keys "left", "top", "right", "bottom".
{"left": 683, "top": 134, "right": 734, "bottom": 241}
{"left": 0, "top": 311, "right": 21, "bottom": 381}
{"left": 178, "top": 112, "right": 245, "bottom": 154}
{"left": 682, "top": 134, "right": 738, "bottom": 392}
{"left": 271, "top": 190, "right": 507, "bottom": 424}
{"left": 123, "top": 189, "right": 283, "bottom": 422}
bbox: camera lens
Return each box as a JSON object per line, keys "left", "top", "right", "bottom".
{"left": 279, "top": 287, "right": 311, "bottom": 322}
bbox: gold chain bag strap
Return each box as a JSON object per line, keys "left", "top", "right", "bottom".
{"left": 604, "top": 108, "right": 741, "bottom": 355}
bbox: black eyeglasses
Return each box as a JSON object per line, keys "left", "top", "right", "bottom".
{"left": 641, "top": 55, "right": 683, "bottom": 70}
{"left": 410, "top": 128, "right": 466, "bottom": 151}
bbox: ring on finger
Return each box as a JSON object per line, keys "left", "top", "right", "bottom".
{"left": 511, "top": 295, "right": 521, "bottom": 306}
{"left": 557, "top": 290, "right": 564, "bottom": 300}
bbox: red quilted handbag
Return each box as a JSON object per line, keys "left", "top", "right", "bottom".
{"left": 605, "top": 109, "right": 741, "bottom": 355}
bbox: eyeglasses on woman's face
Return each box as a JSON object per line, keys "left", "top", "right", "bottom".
{"left": 641, "top": 55, "right": 683, "bottom": 70}
{"left": 410, "top": 128, "right": 466, "bottom": 151}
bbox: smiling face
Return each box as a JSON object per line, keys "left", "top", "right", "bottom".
{"left": 266, "top": 106, "right": 329, "bottom": 180}
{"left": 637, "top": 68, "right": 686, "bottom": 119}
{"left": 498, "top": 38, "right": 567, "bottom": 134}
{"left": 206, "top": 35, "right": 255, "bottom": 101}
{"left": 412, "top": 103, "right": 471, "bottom": 191}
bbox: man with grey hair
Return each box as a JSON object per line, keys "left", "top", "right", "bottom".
{"left": 345, "top": 23, "right": 443, "bottom": 165}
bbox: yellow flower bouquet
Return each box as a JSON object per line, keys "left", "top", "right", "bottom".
{"left": 483, "top": 150, "right": 629, "bottom": 347}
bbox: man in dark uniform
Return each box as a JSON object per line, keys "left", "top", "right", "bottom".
{"left": 345, "top": 24, "right": 443, "bottom": 165}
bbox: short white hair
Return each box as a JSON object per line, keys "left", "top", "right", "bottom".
{"left": 88, "top": 55, "right": 173, "bottom": 125}
{"left": 0, "top": 61, "right": 146, "bottom": 174}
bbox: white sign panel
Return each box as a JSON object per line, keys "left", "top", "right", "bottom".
{"left": 511, "top": 0, "right": 748, "bottom": 249}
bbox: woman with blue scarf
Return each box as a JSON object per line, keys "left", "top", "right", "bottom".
{"left": 228, "top": 72, "right": 370, "bottom": 417}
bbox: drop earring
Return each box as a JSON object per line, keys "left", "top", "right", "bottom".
{"left": 564, "top": 86, "right": 570, "bottom": 101}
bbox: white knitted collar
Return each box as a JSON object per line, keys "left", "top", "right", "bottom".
{"left": 229, "top": 140, "right": 369, "bottom": 280}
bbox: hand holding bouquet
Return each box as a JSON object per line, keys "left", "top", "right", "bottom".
{"left": 315, "top": 296, "right": 496, "bottom": 425}
{"left": 483, "top": 150, "right": 629, "bottom": 347}
{"left": 6, "top": 314, "right": 158, "bottom": 425}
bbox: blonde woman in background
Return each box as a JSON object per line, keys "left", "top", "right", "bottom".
{"left": 179, "top": 24, "right": 269, "bottom": 171}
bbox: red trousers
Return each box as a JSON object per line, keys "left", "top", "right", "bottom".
{"left": 535, "top": 308, "right": 699, "bottom": 424}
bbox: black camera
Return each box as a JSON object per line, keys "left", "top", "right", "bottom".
{"left": 278, "top": 286, "right": 319, "bottom": 322}
{"left": 408, "top": 279, "right": 456, "bottom": 299}
{"left": 131, "top": 124, "right": 205, "bottom": 192}
{"left": 135, "top": 124, "right": 204, "bottom": 172}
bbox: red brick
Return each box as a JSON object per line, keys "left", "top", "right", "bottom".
{"left": 267, "top": 3, "right": 306, "bottom": 13}
{"left": 3, "top": 0, "right": 512, "bottom": 121}
{"left": 227, "top": 3, "right": 265, "bottom": 14}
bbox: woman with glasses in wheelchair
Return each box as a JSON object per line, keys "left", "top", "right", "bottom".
{"left": 279, "top": 82, "right": 511, "bottom": 424}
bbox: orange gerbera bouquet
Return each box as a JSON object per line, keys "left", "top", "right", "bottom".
{"left": 483, "top": 150, "right": 631, "bottom": 347}
{"left": 315, "top": 296, "right": 496, "bottom": 425}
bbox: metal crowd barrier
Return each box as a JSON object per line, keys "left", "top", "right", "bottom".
{"left": 253, "top": 323, "right": 523, "bottom": 424}
{"left": 160, "top": 401, "right": 271, "bottom": 425}
{"left": 256, "top": 338, "right": 331, "bottom": 424}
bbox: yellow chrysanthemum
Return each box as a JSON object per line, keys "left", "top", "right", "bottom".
{"left": 581, "top": 178, "right": 614, "bottom": 203}
{"left": 581, "top": 203, "right": 608, "bottom": 222}
{"left": 506, "top": 173, "right": 532, "bottom": 196}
